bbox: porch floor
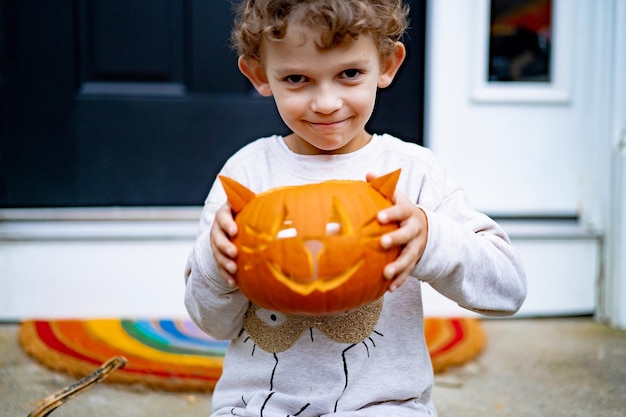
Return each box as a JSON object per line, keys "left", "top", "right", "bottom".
{"left": 1, "top": 317, "right": 625, "bottom": 417}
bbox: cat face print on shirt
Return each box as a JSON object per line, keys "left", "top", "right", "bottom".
{"left": 243, "top": 296, "right": 384, "bottom": 353}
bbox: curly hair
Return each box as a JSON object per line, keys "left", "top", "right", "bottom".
{"left": 231, "top": 0, "right": 410, "bottom": 61}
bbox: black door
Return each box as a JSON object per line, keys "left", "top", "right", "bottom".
{"left": 0, "top": 0, "right": 425, "bottom": 207}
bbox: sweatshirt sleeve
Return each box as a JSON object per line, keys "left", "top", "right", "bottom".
{"left": 184, "top": 181, "right": 250, "bottom": 341}
{"left": 413, "top": 188, "right": 527, "bottom": 316}
{"left": 398, "top": 145, "right": 527, "bottom": 316}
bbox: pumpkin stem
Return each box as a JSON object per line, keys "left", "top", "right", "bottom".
{"left": 219, "top": 175, "right": 256, "bottom": 213}
{"left": 368, "top": 169, "right": 401, "bottom": 200}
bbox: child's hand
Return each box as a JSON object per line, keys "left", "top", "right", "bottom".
{"left": 367, "top": 173, "right": 428, "bottom": 292}
{"left": 209, "top": 203, "right": 239, "bottom": 287}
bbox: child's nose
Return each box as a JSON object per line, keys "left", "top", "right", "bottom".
{"left": 310, "top": 85, "right": 342, "bottom": 114}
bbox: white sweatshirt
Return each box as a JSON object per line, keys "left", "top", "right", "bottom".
{"left": 185, "top": 134, "right": 527, "bottom": 416}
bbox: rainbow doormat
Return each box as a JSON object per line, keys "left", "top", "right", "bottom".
{"left": 19, "top": 317, "right": 485, "bottom": 392}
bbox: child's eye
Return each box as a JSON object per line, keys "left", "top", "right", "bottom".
{"left": 341, "top": 69, "right": 362, "bottom": 79}
{"left": 284, "top": 74, "right": 307, "bottom": 84}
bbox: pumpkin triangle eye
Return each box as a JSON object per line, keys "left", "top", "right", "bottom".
{"left": 276, "top": 210, "right": 297, "bottom": 239}
{"left": 327, "top": 197, "right": 353, "bottom": 236}
{"left": 277, "top": 225, "right": 297, "bottom": 239}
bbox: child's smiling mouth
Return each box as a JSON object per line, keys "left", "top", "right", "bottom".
{"left": 307, "top": 117, "right": 350, "bottom": 128}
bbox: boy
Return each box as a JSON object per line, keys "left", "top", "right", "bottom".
{"left": 184, "top": 0, "right": 527, "bottom": 415}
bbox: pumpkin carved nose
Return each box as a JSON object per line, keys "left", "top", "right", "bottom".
{"left": 305, "top": 240, "right": 324, "bottom": 279}
{"left": 305, "top": 240, "right": 323, "bottom": 256}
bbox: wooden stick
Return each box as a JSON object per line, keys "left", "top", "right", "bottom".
{"left": 28, "top": 356, "right": 127, "bottom": 417}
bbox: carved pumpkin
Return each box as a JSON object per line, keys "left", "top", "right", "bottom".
{"left": 219, "top": 169, "right": 402, "bottom": 315}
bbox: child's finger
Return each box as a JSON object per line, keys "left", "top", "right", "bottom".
{"left": 215, "top": 204, "right": 238, "bottom": 237}
{"left": 377, "top": 193, "right": 413, "bottom": 224}
{"left": 384, "top": 252, "right": 412, "bottom": 281}
{"left": 380, "top": 213, "right": 425, "bottom": 249}
{"left": 384, "top": 258, "right": 411, "bottom": 291}
{"left": 211, "top": 225, "right": 238, "bottom": 257}
{"left": 380, "top": 226, "right": 413, "bottom": 249}
{"left": 212, "top": 249, "right": 238, "bottom": 286}
{"left": 220, "top": 266, "right": 237, "bottom": 287}
{"left": 389, "top": 272, "right": 410, "bottom": 292}
{"left": 383, "top": 231, "right": 426, "bottom": 286}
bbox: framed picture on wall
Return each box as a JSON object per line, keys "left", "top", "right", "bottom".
{"left": 471, "top": 0, "right": 574, "bottom": 103}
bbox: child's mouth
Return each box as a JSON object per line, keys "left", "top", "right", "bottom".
{"left": 308, "top": 118, "right": 349, "bottom": 128}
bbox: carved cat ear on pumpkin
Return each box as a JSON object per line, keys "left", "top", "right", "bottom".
{"left": 368, "top": 169, "right": 401, "bottom": 201}
{"left": 218, "top": 168, "right": 401, "bottom": 214}
{"left": 219, "top": 175, "right": 256, "bottom": 214}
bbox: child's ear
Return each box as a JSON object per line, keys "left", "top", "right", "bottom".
{"left": 378, "top": 42, "right": 407, "bottom": 88}
{"left": 238, "top": 56, "right": 272, "bottom": 97}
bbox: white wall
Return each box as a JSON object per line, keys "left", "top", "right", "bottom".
{"left": 598, "top": 0, "right": 626, "bottom": 329}
{"left": 0, "top": 211, "right": 198, "bottom": 320}
{"left": 0, "top": 239, "right": 192, "bottom": 319}
{"left": 0, "top": 216, "right": 599, "bottom": 320}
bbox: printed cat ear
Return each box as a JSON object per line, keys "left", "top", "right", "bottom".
{"left": 368, "top": 169, "right": 401, "bottom": 200}
{"left": 219, "top": 175, "right": 256, "bottom": 214}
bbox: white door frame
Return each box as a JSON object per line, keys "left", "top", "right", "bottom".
{"left": 598, "top": 0, "right": 626, "bottom": 329}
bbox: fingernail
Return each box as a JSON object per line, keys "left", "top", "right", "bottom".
{"left": 384, "top": 266, "right": 395, "bottom": 279}
{"left": 381, "top": 235, "right": 392, "bottom": 248}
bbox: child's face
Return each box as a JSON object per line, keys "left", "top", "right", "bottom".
{"left": 239, "top": 23, "right": 405, "bottom": 155}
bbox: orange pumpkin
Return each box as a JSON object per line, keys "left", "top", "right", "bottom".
{"left": 219, "top": 169, "right": 402, "bottom": 315}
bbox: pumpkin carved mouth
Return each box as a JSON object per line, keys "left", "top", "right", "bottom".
{"left": 268, "top": 258, "right": 365, "bottom": 295}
